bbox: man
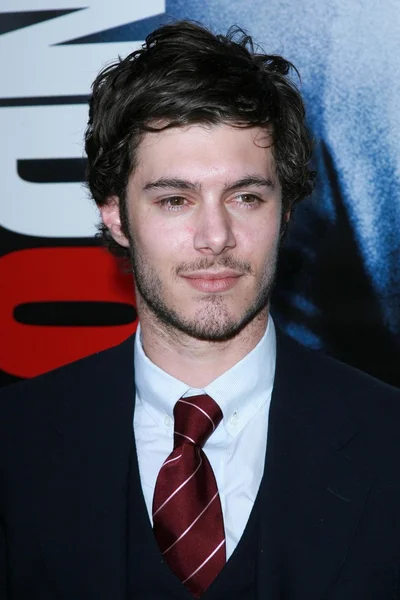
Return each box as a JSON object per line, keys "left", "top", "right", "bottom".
{"left": 1, "top": 20, "right": 400, "bottom": 600}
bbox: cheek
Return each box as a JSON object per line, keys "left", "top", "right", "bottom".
{"left": 134, "top": 219, "right": 193, "bottom": 263}
{"left": 243, "top": 221, "right": 279, "bottom": 249}
{"left": 242, "top": 223, "right": 280, "bottom": 267}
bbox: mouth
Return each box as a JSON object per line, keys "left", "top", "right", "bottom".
{"left": 181, "top": 271, "right": 243, "bottom": 292}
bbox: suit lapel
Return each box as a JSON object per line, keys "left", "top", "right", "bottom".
{"left": 257, "top": 331, "right": 375, "bottom": 600}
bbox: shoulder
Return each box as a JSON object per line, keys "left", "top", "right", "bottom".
{"left": 276, "top": 330, "right": 400, "bottom": 431}
{"left": 276, "top": 330, "right": 398, "bottom": 394}
{"left": 0, "top": 335, "right": 135, "bottom": 419}
{"left": 0, "top": 336, "right": 136, "bottom": 514}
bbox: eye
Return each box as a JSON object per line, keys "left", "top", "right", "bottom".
{"left": 159, "top": 196, "right": 187, "bottom": 210}
{"left": 234, "top": 193, "right": 263, "bottom": 208}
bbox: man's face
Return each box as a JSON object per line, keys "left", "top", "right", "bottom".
{"left": 107, "top": 124, "right": 284, "bottom": 341}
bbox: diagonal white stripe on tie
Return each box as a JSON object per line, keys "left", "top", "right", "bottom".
{"left": 178, "top": 399, "right": 216, "bottom": 430}
{"left": 163, "top": 454, "right": 182, "bottom": 467}
{"left": 162, "top": 492, "right": 219, "bottom": 555}
{"left": 153, "top": 453, "right": 203, "bottom": 517}
{"left": 175, "top": 431, "right": 196, "bottom": 444}
{"left": 182, "top": 539, "right": 226, "bottom": 584}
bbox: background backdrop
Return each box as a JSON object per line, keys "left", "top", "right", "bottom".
{"left": 1, "top": 0, "right": 399, "bottom": 388}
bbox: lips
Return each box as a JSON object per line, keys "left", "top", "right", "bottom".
{"left": 181, "top": 271, "right": 242, "bottom": 292}
{"left": 183, "top": 270, "right": 241, "bottom": 280}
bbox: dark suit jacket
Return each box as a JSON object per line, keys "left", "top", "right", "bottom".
{"left": 0, "top": 331, "right": 400, "bottom": 599}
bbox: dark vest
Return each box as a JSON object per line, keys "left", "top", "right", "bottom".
{"left": 127, "top": 441, "right": 264, "bottom": 599}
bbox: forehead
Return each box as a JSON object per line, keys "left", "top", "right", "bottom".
{"left": 132, "top": 124, "right": 276, "bottom": 184}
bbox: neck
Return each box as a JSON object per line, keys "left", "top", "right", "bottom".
{"left": 137, "top": 300, "right": 269, "bottom": 388}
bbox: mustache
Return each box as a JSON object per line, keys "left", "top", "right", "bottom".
{"left": 175, "top": 255, "right": 254, "bottom": 276}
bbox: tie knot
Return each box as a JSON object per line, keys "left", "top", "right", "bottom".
{"left": 173, "top": 394, "right": 223, "bottom": 449}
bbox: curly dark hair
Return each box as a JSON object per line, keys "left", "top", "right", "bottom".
{"left": 85, "top": 20, "right": 315, "bottom": 257}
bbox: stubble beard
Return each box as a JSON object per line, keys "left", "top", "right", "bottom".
{"left": 129, "top": 241, "right": 277, "bottom": 343}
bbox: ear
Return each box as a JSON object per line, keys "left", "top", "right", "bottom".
{"left": 99, "top": 196, "right": 130, "bottom": 248}
{"left": 279, "top": 209, "right": 291, "bottom": 239}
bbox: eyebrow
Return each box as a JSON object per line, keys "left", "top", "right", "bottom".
{"left": 143, "top": 178, "right": 199, "bottom": 192}
{"left": 224, "top": 175, "right": 275, "bottom": 192}
{"left": 142, "top": 174, "right": 275, "bottom": 193}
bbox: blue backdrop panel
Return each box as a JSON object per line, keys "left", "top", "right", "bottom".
{"left": 0, "top": 1, "right": 398, "bottom": 387}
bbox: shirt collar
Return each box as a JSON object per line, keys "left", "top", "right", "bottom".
{"left": 134, "top": 317, "right": 276, "bottom": 438}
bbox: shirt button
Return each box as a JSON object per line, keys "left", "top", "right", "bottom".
{"left": 230, "top": 412, "right": 239, "bottom": 426}
{"left": 164, "top": 415, "right": 172, "bottom": 427}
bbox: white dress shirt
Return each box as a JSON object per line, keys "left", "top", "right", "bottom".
{"left": 133, "top": 317, "right": 276, "bottom": 558}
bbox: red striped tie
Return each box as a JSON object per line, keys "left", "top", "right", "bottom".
{"left": 152, "top": 394, "right": 226, "bottom": 598}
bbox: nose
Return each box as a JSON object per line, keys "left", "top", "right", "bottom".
{"left": 193, "top": 202, "right": 236, "bottom": 255}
